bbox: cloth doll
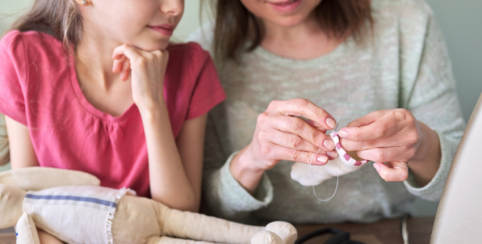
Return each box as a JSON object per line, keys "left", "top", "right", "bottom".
{"left": 0, "top": 167, "right": 297, "bottom": 244}
{"left": 291, "top": 132, "right": 369, "bottom": 186}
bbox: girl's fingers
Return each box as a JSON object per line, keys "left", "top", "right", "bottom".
{"left": 264, "top": 114, "right": 335, "bottom": 152}
{"left": 113, "top": 55, "right": 127, "bottom": 73}
{"left": 120, "top": 59, "right": 131, "bottom": 81}
{"left": 113, "top": 44, "right": 142, "bottom": 64}
{"left": 373, "top": 161, "right": 409, "bottom": 182}
{"left": 269, "top": 99, "right": 337, "bottom": 131}
{"left": 339, "top": 110, "right": 410, "bottom": 141}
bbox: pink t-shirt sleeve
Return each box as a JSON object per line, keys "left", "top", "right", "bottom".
{"left": 0, "top": 31, "right": 28, "bottom": 125}
{"left": 185, "top": 45, "right": 226, "bottom": 120}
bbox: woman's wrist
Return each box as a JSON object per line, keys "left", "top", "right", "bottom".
{"left": 231, "top": 145, "right": 266, "bottom": 195}
{"left": 407, "top": 121, "right": 442, "bottom": 186}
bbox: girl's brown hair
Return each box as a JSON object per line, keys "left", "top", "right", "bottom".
{"left": 213, "top": 0, "right": 373, "bottom": 60}
{"left": 11, "top": 0, "right": 83, "bottom": 50}
{"left": 0, "top": 0, "right": 83, "bottom": 165}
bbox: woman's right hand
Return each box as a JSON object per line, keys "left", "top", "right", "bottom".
{"left": 239, "top": 99, "right": 338, "bottom": 172}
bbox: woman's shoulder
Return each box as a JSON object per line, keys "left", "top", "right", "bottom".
{"left": 372, "top": 0, "right": 434, "bottom": 22}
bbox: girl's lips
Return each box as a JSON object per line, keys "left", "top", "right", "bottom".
{"left": 267, "top": 0, "right": 302, "bottom": 13}
{"left": 147, "top": 25, "right": 175, "bottom": 36}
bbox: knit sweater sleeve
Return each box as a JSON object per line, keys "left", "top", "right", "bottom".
{"left": 398, "top": 0, "right": 465, "bottom": 201}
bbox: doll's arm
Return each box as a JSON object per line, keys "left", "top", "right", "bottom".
{"left": 16, "top": 212, "right": 40, "bottom": 244}
{"left": 161, "top": 206, "right": 296, "bottom": 244}
{"left": 148, "top": 236, "right": 213, "bottom": 244}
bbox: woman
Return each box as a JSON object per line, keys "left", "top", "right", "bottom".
{"left": 188, "top": 0, "right": 465, "bottom": 223}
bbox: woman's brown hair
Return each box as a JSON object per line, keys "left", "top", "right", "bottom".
{"left": 213, "top": 0, "right": 373, "bottom": 60}
{"left": 0, "top": 0, "right": 83, "bottom": 165}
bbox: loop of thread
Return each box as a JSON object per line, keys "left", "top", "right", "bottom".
{"left": 309, "top": 148, "right": 339, "bottom": 201}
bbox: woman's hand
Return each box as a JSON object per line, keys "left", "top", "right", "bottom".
{"left": 112, "top": 44, "right": 169, "bottom": 111}
{"left": 338, "top": 109, "right": 441, "bottom": 184}
{"left": 239, "top": 99, "right": 338, "bottom": 172}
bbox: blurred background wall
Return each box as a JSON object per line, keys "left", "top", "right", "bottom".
{"left": 1, "top": 0, "right": 481, "bottom": 216}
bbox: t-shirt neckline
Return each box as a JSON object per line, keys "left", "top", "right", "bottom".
{"left": 252, "top": 37, "right": 351, "bottom": 68}
{"left": 68, "top": 53, "right": 137, "bottom": 123}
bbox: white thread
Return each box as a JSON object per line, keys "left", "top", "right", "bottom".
{"left": 309, "top": 148, "right": 339, "bottom": 201}
{"left": 309, "top": 110, "right": 345, "bottom": 201}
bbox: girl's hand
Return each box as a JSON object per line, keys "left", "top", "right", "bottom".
{"left": 338, "top": 109, "right": 425, "bottom": 182}
{"left": 241, "top": 99, "right": 338, "bottom": 172}
{"left": 112, "top": 44, "right": 169, "bottom": 111}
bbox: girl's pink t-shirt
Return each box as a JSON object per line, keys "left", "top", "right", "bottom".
{"left": 0, "top": 31, "right": 226, "bottom": 197}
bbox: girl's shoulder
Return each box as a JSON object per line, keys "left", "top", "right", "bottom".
{"left": 1, "top": 30, "right": 62, "bottom": 50}
{"left": 1, "top": 30, "right": 65, "bottom": 63}
{"left": 167, "top": 42, "right": 211, "bottom": 62}
{"left": 165, "top": 42, "right": 214, "bottom": 73}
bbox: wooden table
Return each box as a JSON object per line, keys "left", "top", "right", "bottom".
{"left": 0, "top": 217, "right": 434, "bottom": 244}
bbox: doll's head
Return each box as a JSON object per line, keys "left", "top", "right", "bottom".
{"left": 12, "top": 0, "right": 184, "bottom": 51}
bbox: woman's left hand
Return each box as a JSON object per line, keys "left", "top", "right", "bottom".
{"left": 338, "top": 109, "right": 425, "bottom": 182}
{"left": 112, "top": 44, "right": 169, "bottom": 111}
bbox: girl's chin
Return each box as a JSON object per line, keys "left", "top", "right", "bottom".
{"left": 132, "top": 40, "right": 170, "bottom": 51}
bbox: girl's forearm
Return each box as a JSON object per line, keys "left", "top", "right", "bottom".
{"left": 407, "top": 122, "right": 442, "bottom": 187}
{"left": 230, "top": 146, "right": 266, "bottom": 195}
{"left": 139, "top": 102, "right": 198, "bottom": 212}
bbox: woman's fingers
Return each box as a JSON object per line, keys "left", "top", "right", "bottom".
{"left": 346, "top": 110, "right": 388, "bottom": 127}
{"left": 263, "top": 128, "right": 324, "bottom": 154}
{"left": 356, "top": 146, "right": 416, "bottom": 164}
{"left": 263, "top": 114, "right": 335, "bottom": 151}
{"left": 339, "top": 109, "right": 412, "bottom": 141}
{"left": 270, "top": 99, "right": 337, "bottom": 131}
{"left": 268, "top": 145, "right": 329, "bottom": 166}
{"left": 373, "top": 161, "right": 409, "bottom": 182}
{"left": 341, "top": 126, "right": 419, "bottom": 152}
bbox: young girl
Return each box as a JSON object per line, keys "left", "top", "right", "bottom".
{"left": 0, "top": 0, "right": 225, "bottom": 231}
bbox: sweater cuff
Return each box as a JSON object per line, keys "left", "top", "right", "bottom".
{"left": 403, "top": 131, "right": 456, "bottom": 201}
{"left": 218, "top": 152, "right": 274, "bottom": 211}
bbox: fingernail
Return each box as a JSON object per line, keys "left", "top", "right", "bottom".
{"left": 323, "top": 140, "right": 335, "bottom": 150}
{"left": 327, "top": 151, "right": 338, "bottom": 158}
{"left": 338, "top": 130, "right": 348, "bottom": 138}
{"left": 317, "top": 155, "right": 328, "bottom": 163}
{"left": 326, "top": 118, "right": 336, "bottom": 129}
{"left": 373, "top": 163, "right": 380, "bottom": 172}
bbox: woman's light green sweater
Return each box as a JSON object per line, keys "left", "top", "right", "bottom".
{"left": 187, "top": 0, "right": 465, "bottom": 224}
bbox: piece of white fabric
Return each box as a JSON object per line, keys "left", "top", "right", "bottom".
{"left": 291, "top": 132, "right": 369, "bottom": 186}
{"left": 23, "top": 186, "right": 132, "bottom": 244}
